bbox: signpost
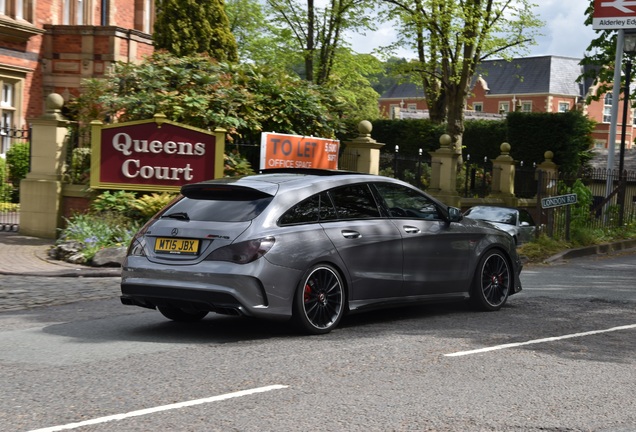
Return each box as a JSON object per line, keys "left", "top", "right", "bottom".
{"left": 541, "top": 193, "right": 578, "bottom": 209}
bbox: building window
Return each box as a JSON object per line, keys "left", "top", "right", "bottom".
{"left": 603, "top": 92, "right": 612, "bottom": 123}
{"left": 558, "top": 102, "right": 570, "bottom": 113}
{"left": 1, "top": 82, "right": 15, "bottom": 156}
{"left": 473, "top": 102, "right": 483, "bottom": 112}
{"left": 1, "top": 0, "right": 33, "bottom": 21}
{"left": 64, "top": 0, "right": 91, "bottom": 25}
{"left": 521, "top": 102, "right": 532, "bottom": 112}
{"left": 498, "top": 102, "right": 510, "bottom": 113}
{"left": 135, "top": 0, "right": 155, "bottom": 33}
{"left": 407, "top": 103, "right": 417, "bottom": 111}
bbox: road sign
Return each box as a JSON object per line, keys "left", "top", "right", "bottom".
{"left": 541, "top": 193, "right": 578, "bottom": 209}
{"left": 593, "top": 0, "right": 636, "bottom": 29}
{"left": 260, "top": 132, "right": 339, "bottom": 170}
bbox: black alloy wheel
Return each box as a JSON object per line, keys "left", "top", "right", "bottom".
{"left": 293, "top": 264, "right": 345, "bottom": 335}
{"left": 470, "top": 250, "right": 511, "bottom": 311}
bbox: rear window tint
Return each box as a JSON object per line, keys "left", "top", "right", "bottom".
{"left": 165, "top": 196, "right": 273, "bottom": 222}
{"left": 279, "top": 192, "right": 337, "bottom": 225}
{"left": 329, "top": 184, "right": 381, "bottom": 219}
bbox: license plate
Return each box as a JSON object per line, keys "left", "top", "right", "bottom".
{"left": 155, "top": 238, "right": 200, "bottom": 255}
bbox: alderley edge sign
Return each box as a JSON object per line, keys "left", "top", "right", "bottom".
{"left": 593, "top": 0, "right": 636, "bottom": 29}
{"left": 90, "top": 114, "right": 225, "bottom": 191}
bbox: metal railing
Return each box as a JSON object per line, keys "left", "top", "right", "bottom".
{"left": 1, "top": 126, "right": 30, "bottom": 231}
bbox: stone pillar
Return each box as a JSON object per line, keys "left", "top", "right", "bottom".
{"left": 19, "top": 93, "right": 70, "bottom": 238}
{"left": 342, "top": 120, "right": 384, "bottom": 174}
{"left": 428, "top": 134, "right": 461, "bottom": 206}
{"left": 536, "top": 150, "right": 558, "bottom": 197}
{"left": 488, "top": 142, "right": 518, "bottom": 206}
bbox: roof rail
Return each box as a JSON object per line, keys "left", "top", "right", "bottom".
{"left": 259, "top": 168, "right": 362, "bottom": 176}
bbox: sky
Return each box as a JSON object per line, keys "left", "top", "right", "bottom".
{"left": 349, "top": 0, "right": 597, "bottom": 60}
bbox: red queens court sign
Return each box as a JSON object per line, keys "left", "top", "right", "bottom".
{"left": 90, "top": 114, "right": 226, "bottom": 191}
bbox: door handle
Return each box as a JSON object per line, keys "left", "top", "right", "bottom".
{"left": 403, "top": 226, "right": 420, "bottom": 234}
{"left": 341, "top": 230, "right": 361, "bottom": 239}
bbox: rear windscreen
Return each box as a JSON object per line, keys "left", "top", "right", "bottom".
{"left": 164, "top": 196, "right": 273, "bottom": 222}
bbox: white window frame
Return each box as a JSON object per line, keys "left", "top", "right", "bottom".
{"left": 558, "top": 102, "right": 570, "bottom": 113}
{"left": 473, "top": 102, "right": 483, "bottom": 112}
{"left": 63, "top": 0, "right": 91, "bottom": 25}
{"left": 1, "top": 82, "right": 15, "bottom": 156}
{"left": 1, "top": 0, "right": 32, "bottom": 21}
{"left": 521, "top": 101, "right": 532, "bottom": 112}
{"left": 603, "top": 93, "right": 613, "bottom": 123}
{"left": 0, "top": 75, "right": 23, "bottom": 157}
{"left": 498, "top": 102, "right": 510, "bottom": 113}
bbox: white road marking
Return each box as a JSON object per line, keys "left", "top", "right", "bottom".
{"left": 445, "top": 324, "right": 636, "bottom": 357}
{"left": 26, "top": 384, "right": 288, "bottom": 432}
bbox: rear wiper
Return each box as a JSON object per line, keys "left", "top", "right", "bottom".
{"left": 161, "top": 212, "right": 190, "bottom": 221}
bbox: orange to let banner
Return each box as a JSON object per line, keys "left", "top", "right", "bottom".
{"left": 260, "top": 132, "right": 339, "bottom": 170}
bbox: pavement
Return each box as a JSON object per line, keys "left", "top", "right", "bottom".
{"left": 0, "top": 232, "right": 121, "bottom": 277}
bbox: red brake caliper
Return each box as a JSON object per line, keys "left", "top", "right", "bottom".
{"left": 304, "top": 284, "right": 312, "bottom": 303}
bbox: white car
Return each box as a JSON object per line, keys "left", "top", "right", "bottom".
{"left": 464, "top": 206, "right": 536, "bottom": 245}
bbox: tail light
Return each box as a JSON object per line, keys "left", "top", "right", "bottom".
{"left": 206, "top": 237, "right": 275, "bottom": 264}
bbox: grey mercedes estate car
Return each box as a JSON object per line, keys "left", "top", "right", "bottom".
{"left": 121, "top": 170, "right": 523, "bottom": 334}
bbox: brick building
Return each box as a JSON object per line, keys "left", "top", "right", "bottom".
{"left": 1, "top": 0, "right": 155, "bottom": 155}
{"left": 379, "top": 56, "right": 634, "bottom": 153}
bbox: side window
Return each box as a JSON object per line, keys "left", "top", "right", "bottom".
{"left": 373, "top": 182, "right": 440, "bottom": 220}
{"left": 328, "top": 184, "right": 381, "bottom": 220}
{"left": 279, "top": 192, "right": 336, "bottom": 225}
{"left": 518, "top": 210, "right": 535, "bottom": 226}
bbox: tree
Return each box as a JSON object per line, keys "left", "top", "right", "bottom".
{"left": 578, "top": 1, "right": 623, "bottom": 103}
{"left": 226, "top": 0, "right": 301, "bottom": 67}
{"left": 266, "top": 0, "right": 376, "bottom": 84}
{"left": 71, "top": 53, "right": 347, "bottom": 141}
{"left": 382, "top": 0, "right": 542, "bottom": 152}
{"left": 154, "top": 0, "right": 238, "bottom": 62}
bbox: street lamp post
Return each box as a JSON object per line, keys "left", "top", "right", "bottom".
{"left": 619, "top": 31, "right": 636, "bottom": 225}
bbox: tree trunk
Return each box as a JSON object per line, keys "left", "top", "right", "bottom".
{"left": 445, "top": 84, "right": 466, "bottom": 155}
{"left": 305, "top": 0, "right": 315, "bottom": 82}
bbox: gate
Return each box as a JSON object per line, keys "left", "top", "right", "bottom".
{"left": 1, "top": 126, "right": 30, "bottom": 231}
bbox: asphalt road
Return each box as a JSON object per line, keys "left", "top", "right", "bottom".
{"left": 0, "top": 251, "right": 635, "bottom": 432}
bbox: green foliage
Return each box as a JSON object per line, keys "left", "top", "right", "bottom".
{"left": 84, "top": 53, "right": 346, "bottom": 140}
{"left": 0, "top": 158, "right": 10, "bottom": 203}
{"left": 130, "top": 192, "right": 178, "bottom": 220}
{"left": 517, "top": 234, "right": 570, "bottom": 262}
{"left": 462, "top": 120, "right": 507, "bottom": 161}
{"left": 154, "top": 0, "right": 238, "bottom": 62}
{"left": 5, "top": 143, "right": 30, "bottom": 203}
{"left": 59, "top": 212, "right": 142, "bottom": 261}
{"left": 224, "top": 150, "right": 255, "bottom": 177}
{"left": 372, "top": 119, "right": 446, "bottom": 155}
{"left": 64, "top": 147, "right": 91, "bottom": 185}
{"left": 6, "top": 143, "right": 29, "bottom": 184}
{"left": 507, "top": 111, "right": 595, "bottom": 173}
{"left": 0, "top": 202, "right": 19, "bottom": 212}
{"left": 90, "top": 190, "right": 138, "bottom": 216}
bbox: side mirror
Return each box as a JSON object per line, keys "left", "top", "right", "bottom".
{"left": 447, "top": 207, "right": 463, "bottom": 223}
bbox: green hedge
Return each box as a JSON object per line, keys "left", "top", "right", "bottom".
{"left": 370, "top": 111, "right": 595, "bottom": 173}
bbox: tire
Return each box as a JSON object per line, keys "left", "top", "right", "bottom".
{"left": 158, "top": 305, "right": 208, "bottom": 322}
{"left": 293, "top": 264, "right": 345, "bottom": 335}
{"left": 470, "top": 250, "right": 511, "bottom": 311}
